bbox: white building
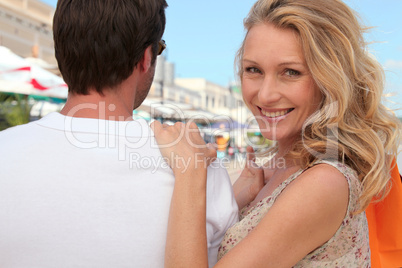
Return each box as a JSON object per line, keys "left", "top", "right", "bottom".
{"left": 150, "top": 56, "right": 202, "bottom": 109}
{"left": 175, "top": 78, "right": 227, "bottom": 114}
{"left": 174, "top": 78, "right": 250, "bottom": 124}
{"left": 0, "top": 0, "right": 56, "bottom": 69}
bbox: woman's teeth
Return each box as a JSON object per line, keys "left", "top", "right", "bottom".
{"left": 261, "top": 109, "right": 292, "bottom": 118}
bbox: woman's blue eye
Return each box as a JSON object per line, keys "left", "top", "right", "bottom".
{"left": 285, "top": 69, "right": 300, "bottom": 76}
{"left": 245, "top": 67, "right": 260, "bottom": 73}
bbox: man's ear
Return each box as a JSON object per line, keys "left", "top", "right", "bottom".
{"left": 139, "top": 46, "right": 153, "bottom": 73}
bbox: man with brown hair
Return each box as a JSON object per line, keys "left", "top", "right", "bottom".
{"left": 0, "top": 0, "right": 238, "bottom": 267}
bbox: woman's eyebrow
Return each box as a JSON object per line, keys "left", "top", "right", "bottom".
{"left": 277, "top": 61, "right": 304, "bottom": 67}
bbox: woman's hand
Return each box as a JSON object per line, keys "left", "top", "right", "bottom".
{"left": 232, "top": 146, "right": 265, "bottom": 210}
{"left": 151, "top": 121, "right": 217, "bottom": 176}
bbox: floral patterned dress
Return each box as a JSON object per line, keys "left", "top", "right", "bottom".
{"left": 218, "top": 160, "right": 371, "bottom": 267}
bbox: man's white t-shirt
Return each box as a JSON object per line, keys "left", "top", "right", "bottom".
{"left": 0, "top": 112, "right": 238, "bottom": 267}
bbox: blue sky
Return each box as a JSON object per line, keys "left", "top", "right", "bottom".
{"left": 41, "top": 0, "right": 402, "bottom": 115}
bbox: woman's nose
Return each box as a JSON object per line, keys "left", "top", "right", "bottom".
{"left": 258, "top": 76, "right": 281, "bottom": 105}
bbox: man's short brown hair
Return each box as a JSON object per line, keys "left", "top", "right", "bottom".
{"left": 53, "top": 0, "right": 168, "bottom": 95}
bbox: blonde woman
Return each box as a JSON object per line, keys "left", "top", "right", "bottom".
{"left": 152, "top": 0, "right": 401, "bottom": 266}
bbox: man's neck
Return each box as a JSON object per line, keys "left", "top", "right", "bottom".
{"left": 60, "top": 90, "right": 135, "bottom": 121}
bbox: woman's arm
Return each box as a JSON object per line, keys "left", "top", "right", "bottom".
{"left": 215, "top": 164, "right": 349, "bottom": 267}
{"left": 151, "top": 121, "right": 214, "bottom": 267}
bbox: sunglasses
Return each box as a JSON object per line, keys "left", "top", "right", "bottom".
{"left": 158, "top": 40, "right": 166, "bottom": 55}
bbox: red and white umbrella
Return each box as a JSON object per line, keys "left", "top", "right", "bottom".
{"left": 0, "top": 46, "right": 67, "bottom": 99}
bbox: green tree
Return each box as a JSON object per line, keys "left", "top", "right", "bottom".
{"left": 0, "top": 93, "right": 33, "bottom": 131}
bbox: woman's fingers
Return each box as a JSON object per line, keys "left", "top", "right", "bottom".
{"left": 246, "top": 146, "right": 256, "bottom": 163}
{"left": 205, "top": 143, "right": 217, "bottom": 166}
{"left": 247, "top": 160, "right": 260, "bottom": 175}
{"left": 246, "top": 146, "right": 257, "bottom": 169}
{"left": 151, "top": 121, "right": 184, "bottom": 146}
{"left": 150, "top": 120, "right": 162, "bottom": 132}
{"left": 151, "top": 121, "right": 217, "bottom": 173}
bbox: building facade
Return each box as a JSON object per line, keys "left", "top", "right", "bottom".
{"left": 0, "top": 0, "right": 55, "bottom": 66}
{"left": 174, "top": 77, "right": 250, "bottom": 124}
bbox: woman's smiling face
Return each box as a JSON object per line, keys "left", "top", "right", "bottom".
{"left": 241, "top": 23, "right": 322, "bottom": 144}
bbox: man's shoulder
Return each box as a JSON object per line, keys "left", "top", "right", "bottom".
{"left": 0, "top": 121, "right": 37, "bottom": 138}
{"left": 0, "top": 113, "right": 61, "bottom": 138}
{"left": 207, "top": 159, "right": 231, "bottom": 180}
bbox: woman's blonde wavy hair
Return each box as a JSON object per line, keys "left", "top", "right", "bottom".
{"left": 237, "top": 0, "right": 401, "bottom": 211}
